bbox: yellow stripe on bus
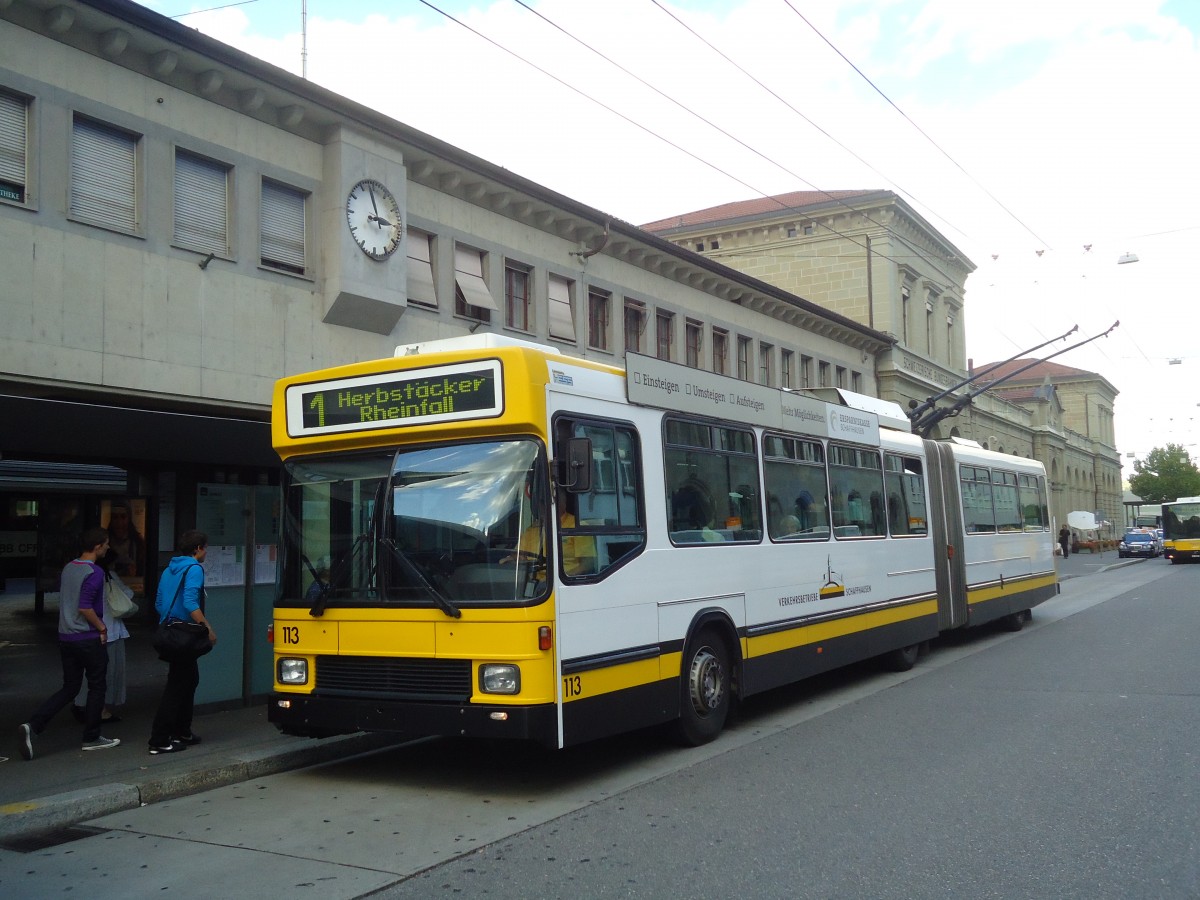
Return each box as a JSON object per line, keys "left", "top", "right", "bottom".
{"left": 747, "top": 599, "right": 938, "bottom": 658}
{"left": 561, "top": 600, "right": 937, "bottom": 704}
{"left": 965, "top": 572, "right": 1057, "bottom": 605}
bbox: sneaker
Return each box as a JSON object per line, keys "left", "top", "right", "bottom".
{"left": 82, "top": 736, "right": 120, "bottom": 751}
{"left": 148, "top": 740, "right": 188, "bottom": 755}
{"left": 172, "top": 732, "right": 202, "bottom": 745}
{"left": 18, "top": 723, "right": 33, "bottom": 761}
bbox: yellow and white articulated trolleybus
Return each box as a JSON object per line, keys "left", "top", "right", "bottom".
{"left": 269, "top": 335, "right": 1056, "bottom": 748}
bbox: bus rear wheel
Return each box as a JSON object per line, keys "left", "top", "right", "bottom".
{"left": 676, "top": 628, "right": 731, "bottom": 746}
{"left": 1001, "top": 610, "right": 1028, "bottom": 632}
{"left": 882, "top": 642, "right": 920, "bottom": 672}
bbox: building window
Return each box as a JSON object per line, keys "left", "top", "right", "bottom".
{"left": 803, "top": 224, "right": 814, "bottom": 235}
{"left": 836, "top": 366, "right": 847, "bottom": 388}
{"left": 685, "top": 320, "right": 703, "bottom": 368}
{"left": 504, "top": 261, "right": 532, "bottom": 331}
{"left": 800, "top": 355, "right": 812, "bottom": 389}
{"left": 624, "top": 300, "right": 645, "bottom": 353}
{"left": 759, "top": 343, "right": 773, "bottom": 386}
{"left": 454, "top": 243, "right": 496, "bottom": 321}
{"left": 0, "top": 90, "right": 29, "bottom": 204}
{"left": 406, "top": 228, "right": 436, "bottom": 307}
{"left": 818, "top": 361, "right": 830, "bottom": 387}
{"left": 174, "top": 149, "right": 230, "bottom": 257}
{"left": 901, "top": 285, "right": 911, "bottom": 345}
{"left": 656, "top": 310, "right": 674, "bottom": 360}
{"left": 737, "top": 335, "right": 752, "bottom": 381}
{"left": 587, "top": 287, "right": 609, "bottom": 350}
{"left": 781, "top": 350, "right": 793, "bottom": 389}
{"left": 549, "top": 275, "right": 576, "bottom": 342}
{"left": 260, "top": 178, "right": 307, "bottom": 274}
{"left": 852, "top": 370, "right": 863, "bottom": 392}
{"left": 71, "top": 116, "right": 138, "bottom": 232}
{"left": 712, "top": 329, "right": 728, "bottom": 375}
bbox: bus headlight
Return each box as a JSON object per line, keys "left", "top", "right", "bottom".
{"left": 278, "top": 657, "right": 308, "bottom": 685}
{"left": 480, "top": 664, "right": 520, "bottom": 695}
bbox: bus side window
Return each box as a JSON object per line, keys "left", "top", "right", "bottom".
{"left": 885, "top": 454, "right": 927, "bottom": 537}
{"left": 555, "top": 416, "right": 646, "bottom": 578}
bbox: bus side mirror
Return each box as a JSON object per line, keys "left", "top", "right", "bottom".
{"left": 558, "top": 437, "right": 593, "bottom": 493}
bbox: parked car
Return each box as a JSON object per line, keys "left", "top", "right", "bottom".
{"left": 1118, "top": 531, "right": 1161, "bottom": 558}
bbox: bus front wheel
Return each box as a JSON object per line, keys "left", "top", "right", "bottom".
{"left": 676, "top": 628, "right": 732, "bottom": 746}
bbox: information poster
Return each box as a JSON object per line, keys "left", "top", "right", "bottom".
{"left": 203, "top": 544, "right": 245, "bottom": 587}
{"left": 254, "top": 544, "right": 277, "bottom": 583}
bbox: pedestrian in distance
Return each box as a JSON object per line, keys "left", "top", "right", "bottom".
{"left": 17, "top": 527, "right": 121, "bottom": 760}
{"left": 71, "top": 548, "right": 133, "bottom": 724}
{"left": 148, "top": 529, "right": 216, "bottom": 755}
{"left": 1058, "top": 525, "right": 1071, "bottom": 559}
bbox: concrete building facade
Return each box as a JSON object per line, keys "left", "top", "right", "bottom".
{"left": 0, "top": 0, "right": 891, "bottom": 705}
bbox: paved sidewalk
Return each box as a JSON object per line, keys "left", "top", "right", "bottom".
{"left": 0, "top": 580, "right": 401, "bottom": 842}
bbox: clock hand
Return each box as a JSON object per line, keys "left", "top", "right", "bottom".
{"left": 368, "top": 184, "right": 379, "bottom": 215}
{"left": 368, "top": 214, "right": 394, "bottom": 228}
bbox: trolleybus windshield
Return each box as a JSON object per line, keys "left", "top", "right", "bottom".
{"left": 282, "top": 439, "right": 550, "bottom": 610}
{"left": 1163, "top": 502, "right": 1200, "bottom": 541}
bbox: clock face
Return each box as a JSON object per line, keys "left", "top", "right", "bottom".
{"left": 345, "top": 179, "right": 402, "bottom": 260}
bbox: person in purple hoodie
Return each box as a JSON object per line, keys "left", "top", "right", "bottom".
{"left": 17, "top": 527, "right": 121, "bottom": 759}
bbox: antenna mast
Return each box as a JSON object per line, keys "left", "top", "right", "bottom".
{"left": 301, "top": 0, "right": 308, "bottom": 79}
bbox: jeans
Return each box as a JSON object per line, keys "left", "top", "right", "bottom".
{"left": 149, "top": 656, "right": 200, "bottom": 746}
{"left": 30, "top": 638, "right": 109, "bottom": 742}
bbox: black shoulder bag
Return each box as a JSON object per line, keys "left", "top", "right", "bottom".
{"left": 151, "top": 566, "right": 214, "bottom": 662}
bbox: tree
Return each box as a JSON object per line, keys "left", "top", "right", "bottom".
{"left": 1128, "top": 444, "right": 1200, "bottom": 504}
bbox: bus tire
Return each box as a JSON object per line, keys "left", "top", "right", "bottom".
{"left": 1000, "top": 610, "right": 1026, "bottom": 632}
{"left": 676, "top": 628, "right": 731, "bottom": 746}
{"left": 882, "top": 643, "right": 920, "bottom": 672}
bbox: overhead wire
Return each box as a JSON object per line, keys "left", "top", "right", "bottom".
{"left": 780, "top": 0, "right": 1053, "bottom": 252}
{"left": 424, "top": 0, "right": 965, "bottom": 291}
{"left": 642, "top": 0, "right": 969, "bottom": 245}
{"left": 168, "top": 0, "right": 260, "bottom": 19}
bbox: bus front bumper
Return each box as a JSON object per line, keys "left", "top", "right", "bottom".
{"left": 268, "top": 694, "right": 559, "bottom": 747}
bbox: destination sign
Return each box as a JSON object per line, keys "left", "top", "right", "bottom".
{"left": 625, "top": 352, "right": 879, "bottom": 446}
{"left": 286, "top": 359, "right": 503, "bottom": 437}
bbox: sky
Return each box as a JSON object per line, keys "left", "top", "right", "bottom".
{"left": 142, "top": 0, "right": 1200, "bottom": 466}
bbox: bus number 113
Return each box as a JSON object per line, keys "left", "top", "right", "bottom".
{"left": 562, "top": 675, "right": 582, "bottom": 699}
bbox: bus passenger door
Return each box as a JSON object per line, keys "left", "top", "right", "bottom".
{"left": 925, "top": 440, "right": 968, "bottom": 629}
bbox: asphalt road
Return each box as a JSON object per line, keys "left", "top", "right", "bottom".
{"left": 378, "top": 558, "right": 1199, "bottom": 900}
{"left": 3, "top": 557, "right": 1194, "bottom": 899}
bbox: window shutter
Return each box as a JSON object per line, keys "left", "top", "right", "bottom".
{"left": 453, "top": 245, "right": 497, "bottom": 311}
{"left": 548, "top": 275, "right": 575, "bottom": 341}
{"left": 261, "top": 180, "right": 306, "bottom": 273}
{"left": 406, "top": 229, "right": 436, "bottom": 306}
{"left": 0, "top": 92, "right": 27, "bottom": 191}
{"left": 71, "top": 118, "right": 136, "bottom": 230}
{"left": 174, "top": 151, "right": 228, "bottom": 255}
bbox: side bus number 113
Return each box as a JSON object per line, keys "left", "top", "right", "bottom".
{"left": 562, "top": 674, "right": 583, "bottom": 699}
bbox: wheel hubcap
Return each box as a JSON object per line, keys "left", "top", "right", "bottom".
{"left": 688, "top": 646, "right": 725, "bottom": 716}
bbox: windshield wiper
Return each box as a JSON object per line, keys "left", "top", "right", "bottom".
{"left": 379, "top": 537, "right": 461, "bottom": 619}
{"left": 309, "top": 532, "right": 367, "bottom": 618}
